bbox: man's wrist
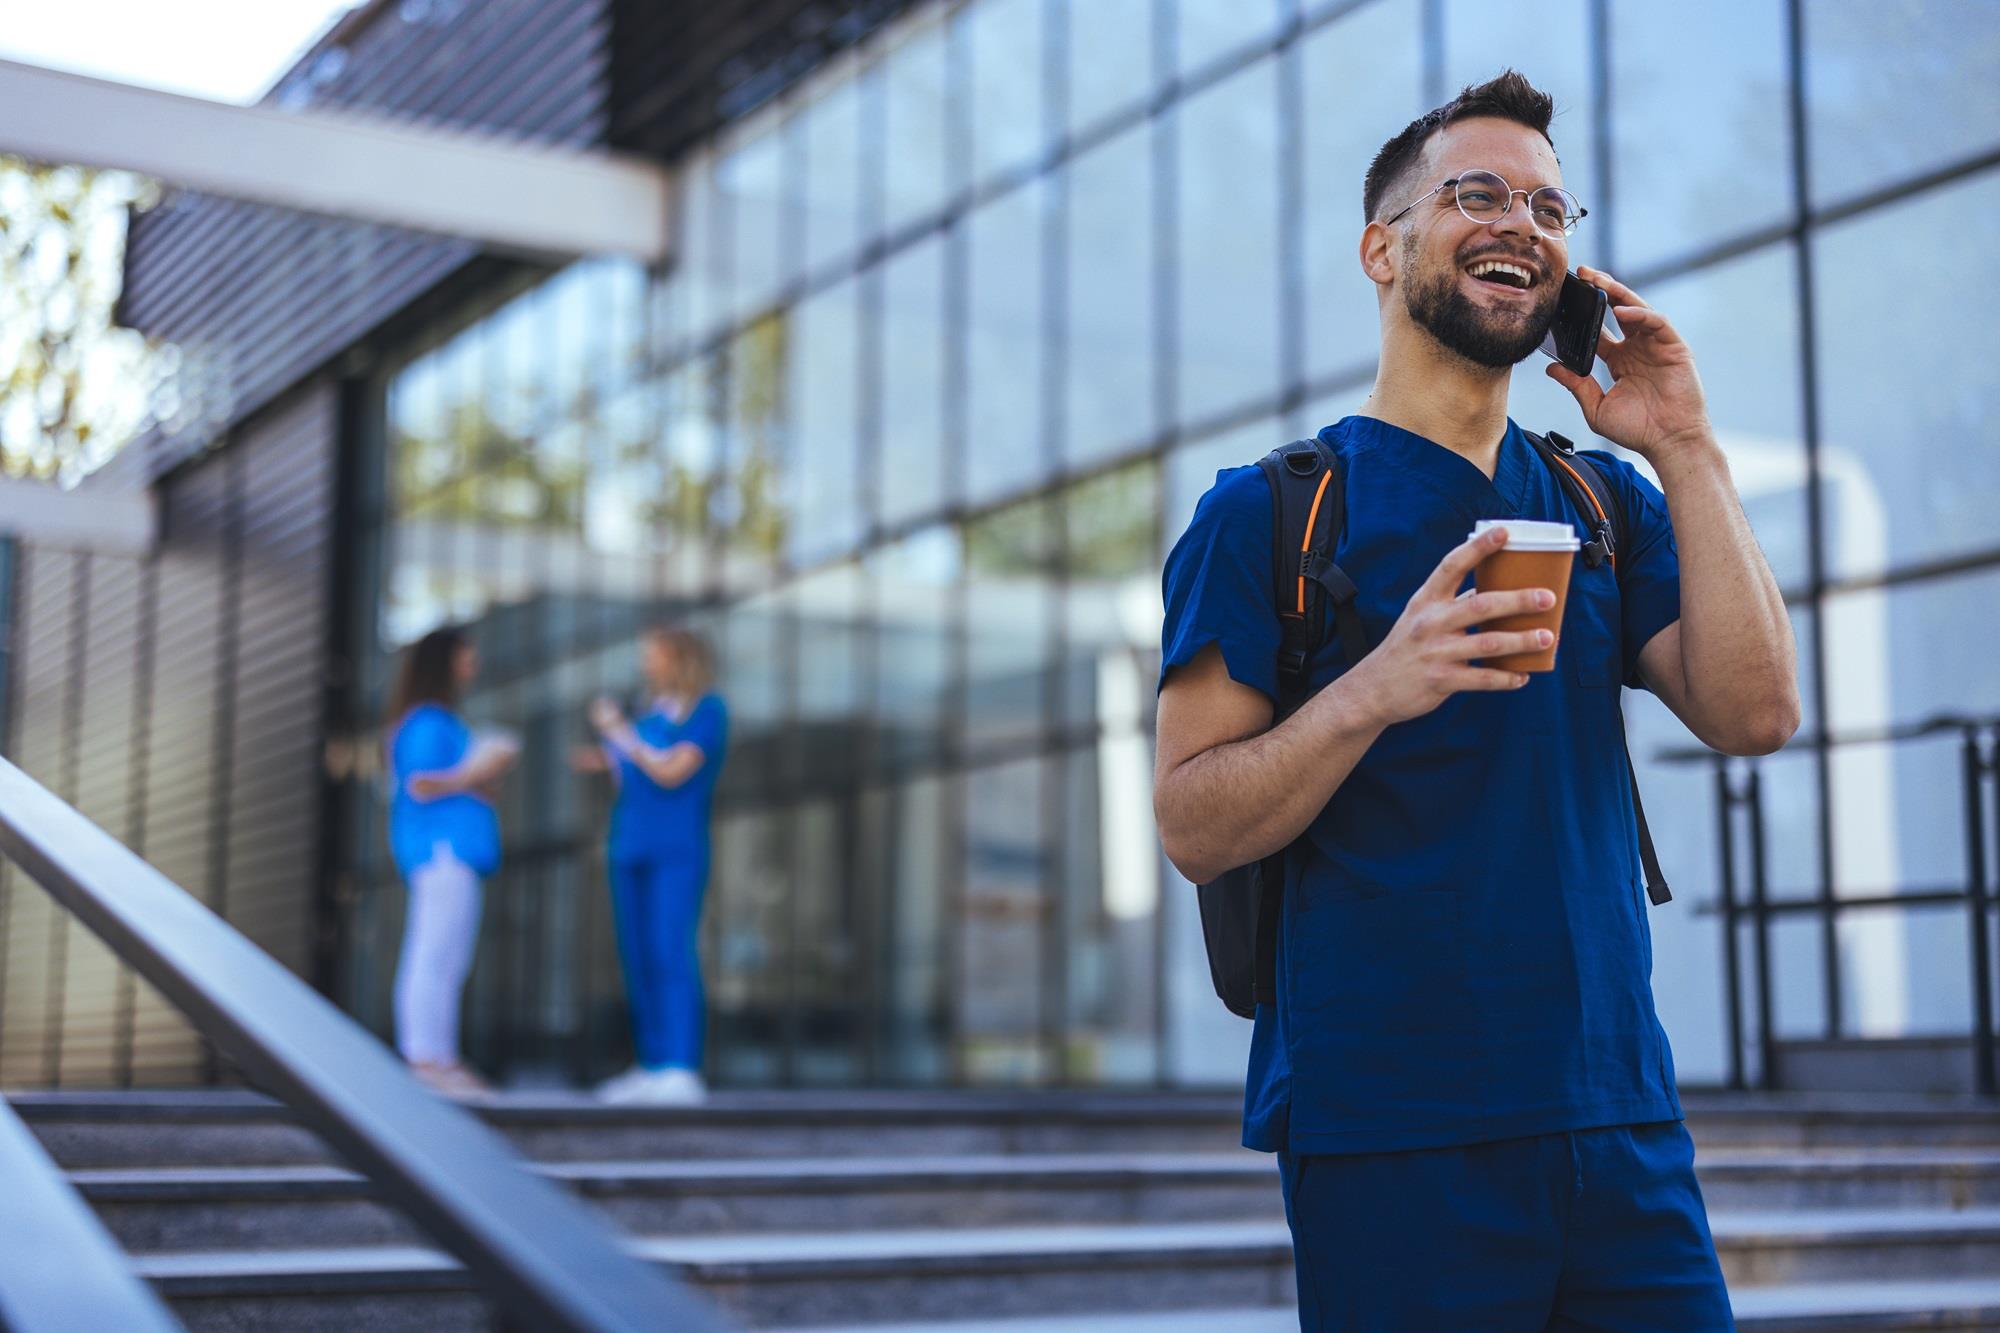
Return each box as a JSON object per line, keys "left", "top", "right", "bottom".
{"left": 1320, "top": 660, "right": 1398, "bottom": 737}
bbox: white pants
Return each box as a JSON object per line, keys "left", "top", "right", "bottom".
{"left": 393, "top": 843, "right": 484, "bottom": 1065}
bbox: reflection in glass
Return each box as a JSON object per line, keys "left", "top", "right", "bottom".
{"left": 879, "top": 234, "right": 950, "bottom": 528}
{"left": 794, "top": 797, "right": 864, "bottom": 1083}
{"left": 1609, "top": 0, "right": 1790, "bottom": 270}
{"left": 870, "top": 526, "right": 958, "bottom": 771}
{"left": 961, "top": 757, "right": 1050, "bottom": 1083}
{"left": 798, "top": 59, "right": 863, "bottom": 276}
{"left": 880, "top": 15, "right": 953, "bottom": 236}
{"left": 1068, "top": 0, "right": 1153, "bottom": 136}
{"left": 788, "top": 563, "right": 869, "bottom": 788}
{"left": 709, "top": 809, "right": 788, "bottom": 1085}
{"left": 719, "top": 319, "right": 790, "bottom": 591}
{"left": 1066, "top": 127, "right": 1153, "bottom": 470}
{"left": 1179, "top": 0, "right": 1281, "bottom": 77}
{"left": 1804, "top": 3, "right": 2000, "bottom": 208}
{"left": 1814, "top": 171, "right": 2000, "bottom": 581}
{"left": 964, "top": 497, "right": 1053, "bottom": 751}
{"left": 785, "top": 277, "right": 864, "bottom": 566}
{"left": 964, "top": 0, "right": 1046, "bottom": 186}
{"left": 1061, "top": 738, "right": 1159, "bottom": 1084}
{"left": 965, "top": 182, "right": 1045, "bottom": 505}
{"left": 715, "top": 109, "right": 789, "bottom": 324}
{"left": 861, "top": 775, "right": 950, "bottom": 1083}
{"left": 1301, "top": 0, "right": 1425, "bottom": 382}
{"left": 1837, "top": 905, "right": 1972, "bottom": 1039}
{"left": 1060, "top": 461, "right": 1161, "bottom": 733}
{"left": 1177, "top": 57, "right": 1280, "bottom": 424}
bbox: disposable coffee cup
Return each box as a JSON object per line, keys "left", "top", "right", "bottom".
{"left": 1470, "top": 519, "right": 1579, "bottom": 673}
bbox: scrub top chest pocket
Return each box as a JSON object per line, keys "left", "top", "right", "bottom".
{"left": 1563, "top": 551, "right": 1624, "bottom": 688}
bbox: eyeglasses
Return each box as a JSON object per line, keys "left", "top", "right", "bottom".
{"left": 1380, "top": 169, "right": 1587, "bottom": 239}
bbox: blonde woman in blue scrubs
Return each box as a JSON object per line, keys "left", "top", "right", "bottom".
{"left": 386, "top": 626, "right": 516, "bottom": 1097}
{"left": 575, "top": 626, "right": 727, "bottom": 1106}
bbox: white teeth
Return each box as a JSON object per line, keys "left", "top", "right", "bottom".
{"left": 1468, "top": 260, "right": 1533, "bottom": 286}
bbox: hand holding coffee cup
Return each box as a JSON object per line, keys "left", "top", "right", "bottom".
{"left": 1469, "top": 519, "right": 1579, "bottom": 672}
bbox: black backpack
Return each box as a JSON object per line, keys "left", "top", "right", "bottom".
{"left": 1193, "top": 429, "right": 1671, "bottom": 1021}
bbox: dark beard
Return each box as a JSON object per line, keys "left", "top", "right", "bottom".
{"left": 1403, "top": 256, "right": 1559, "bottom": 369}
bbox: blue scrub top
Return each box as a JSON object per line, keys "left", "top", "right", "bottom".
{"left": 607, "top": 694, "right": 728, "bottom": 866}
{"left": 387, "top": 703, "right": 502, "bottom": 880}
{"left": 1160, "top": 416, "right": 1685, "bottom": 1157}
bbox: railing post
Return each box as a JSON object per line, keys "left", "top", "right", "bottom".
{"left": 1748, "top": 764, "right": 1778, "bottom": 1092}
{"left": 1716, "top": 759, "right": 1745, "bottom": 1092}
{"left": 1969, "top": 725, "right": 1997, "bottom": 1097}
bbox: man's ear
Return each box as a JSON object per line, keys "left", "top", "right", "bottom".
{"left": 1359, "top": 221, "right": 1396, "bottom": 288}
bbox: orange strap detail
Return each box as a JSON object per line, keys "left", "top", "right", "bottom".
{"left": 1296, "top": 470, "right": 1334, "bottom": 614}
{"left": 1548, "top": 452, "right": 1616, "bottom": 571}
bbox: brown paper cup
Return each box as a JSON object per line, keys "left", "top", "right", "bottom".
{"left": 1474, "top": 545, "right": 1575, "bottom": 673}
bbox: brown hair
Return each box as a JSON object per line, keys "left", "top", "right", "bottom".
{"left": 647, "top": 624, "right": 715, "bottom": 699}
{"left": 389, "top": 625, "right": 466, "bottom": 722}
{"left": 1363, "top": 70, "right": 1558, "bottom": 224}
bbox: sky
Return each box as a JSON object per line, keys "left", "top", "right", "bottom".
{"left": 0, "top": 0, "right": 364, "bottom": 104}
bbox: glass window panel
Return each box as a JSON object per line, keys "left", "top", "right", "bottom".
{"left": 1176, "top": 57, "right": 1280, "bottom": 425}
{"left": 388, "top": 352, "right": 447, "bottom": 515}
{"left": 1768, "top": 914, "right": 1828, "bottom": 1040}
{"left": 1441, "top": 0, "right": 1604, "bottom": 271}
{"left": 1837, "top": 904, "right": 1973, "bottom": 1040}
{"left": 1829, "top": 732, "right": 1972, "bottom": 904}
{"left": 785, "top": 277, "right": 865, "bottom": 566}
{"left": 1178, "top": 0, "right": 1282, "bottom": 77}
{"left": 1301, "top": 0, "right": 1426, "bottom": 382}
{"left": 1641, "top": 243, "right": 1809, "bottom": 590}
{"left": 719, "top": 319, "right": 789, "bottom": 591}
{"left": 1060, "top": 461, "right": 1161, "bottom": 734}
{"left": 965, "top": 182, "right": 1046, "bottom": 506}
{"left": 678, "top": 155, "right": 729, "bottom": 345}
{"left": 965, "top": 496, "right": 1054, "bottom": 751}
{"left": 1061, "top": 742, "right": 1159, "bottom": 1084}
{"left": 964, "top": 0, "right": 1047, "bottom": 186}
{"left": 1805, "top": 3, "right": 2000, "bottom": 208}
{"left": 960, "top": 756, "right": 1052, "bottom": 1084}
{"left": 714, "top": 590, "right": 787, "bottom": 798}
{"left": 789, "top": 563, "right": 869, "bottom": 789}
{"left": 869, "top": 526, "right": 959, "bottom": 771}
{"left": 716, "top": 109, "right": 789, "bottom": 326}
{"left": 1608, "top": 0, "right": 1790, "bottom": 270}
{"left": 490, "top": 292, "right": 549, "bottom": 440}
{"left": 794, "top": 797, "right": 865, "bottom": 1083}
{"left": 1066, "top": 126, "right": 1154, "bottom": 470}
{"left": 879, "top": 234, "right": 950, "bottom": 527}
{"left": 799, "top": 58, "right": 864, "bottom": 275}
{"left": 709, "top": 808, "right": 789, "bottom": 1085}
{"left": 1068, "top": 0, "right": 1153, "bottom": 136}
{"left": 861, "top": 775, "right": 950, "bottom": 1083}
{"left": 880, "top": 14, "right": 953, "bottom": 236}
{"left": 1813, "top": 171, "right": 2000, "bottom": 580}
{"left": 659, "top": 356, "right": 721, "bottom": 594}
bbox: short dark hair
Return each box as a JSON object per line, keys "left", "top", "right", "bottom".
{"left": 389, "top": 625, "right": 467, "bottom": 722}
{"left": 1363, "top": 70, "right": 1557, "bottom": 224}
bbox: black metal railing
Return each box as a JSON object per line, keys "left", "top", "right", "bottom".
{"left": 0, "top": 756, "right": 730, "bottom": 1332}
{"left": 1666, "top": 715, "right": 2000, "bottom": 1096}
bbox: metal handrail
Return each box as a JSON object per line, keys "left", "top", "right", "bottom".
{"left": 0, "top": 1094, "right": 181, "bottom": 1331}
{"left": 0, "top": 757, "right": 729, "bottom": 1332}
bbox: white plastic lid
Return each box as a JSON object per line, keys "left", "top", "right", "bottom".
{"left": 1471, "top": 518, "right": 1579, "bottom": 550}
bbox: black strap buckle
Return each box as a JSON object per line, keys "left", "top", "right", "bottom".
{"left": 1301, "top": 551, "right": 1359, "bottom": 604}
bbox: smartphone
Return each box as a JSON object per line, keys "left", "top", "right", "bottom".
{"left": 1538, "top": 271, "right": 1609, "bottom": 377}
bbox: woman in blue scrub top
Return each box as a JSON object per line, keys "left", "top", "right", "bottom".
{"left": 385, "top": 626, "right": 516, "bottom": 1098}
{"left": 576, "top": 625, "right": 727, "bottom": 1106}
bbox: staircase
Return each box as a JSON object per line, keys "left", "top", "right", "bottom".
{"left": 10, "top": 1089, "right": 2000, "bottom": 1331}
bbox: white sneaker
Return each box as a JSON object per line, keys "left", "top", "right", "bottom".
{"left": 594, "top": 1065, "right": 650, "bottom": 1103}
{"left": 627, "top": 1068, "right": 707, "bottom": 1107}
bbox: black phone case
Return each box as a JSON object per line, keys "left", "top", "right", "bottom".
{"left": 1548, "top": 273, "right": 1608, "bottom": 377}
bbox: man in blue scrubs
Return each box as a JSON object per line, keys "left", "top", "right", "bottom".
{"left": 1154, "top": 72, "right": 1800, "bottom": 1329}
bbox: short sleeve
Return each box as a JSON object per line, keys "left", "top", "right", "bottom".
{"left": 686, "top": 695, "right": 729, "bottom": 759}
{"left": 391, "top": 707, "right": 461, "bottom": 780}
{"left": 1159, "top": 466, "right": 1281, "bottom": 703}
{"left": 1583, "top": 451, "right": 1681, "bottom": 689}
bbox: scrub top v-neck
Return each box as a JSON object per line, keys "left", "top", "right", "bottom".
{"left": 1160, "top": 415, "right": 1685, "bottom": 1156}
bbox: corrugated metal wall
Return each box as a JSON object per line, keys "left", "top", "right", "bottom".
{"left": 117, "top": 0, "right": 610, "bottom": 468}
{"left": 0, "top": 382, "right": 338, "bottom": 1086}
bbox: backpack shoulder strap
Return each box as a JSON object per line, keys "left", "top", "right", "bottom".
{"left": 1255, "top": 438, "right": 1367, "bottom": 708}
{"left": 1527, "top": 428, "right": 1673, "bottom": 908}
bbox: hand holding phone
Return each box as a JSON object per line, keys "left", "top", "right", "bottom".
{"left": 1538, "top": 271, "right": 1610, "bottom": 377}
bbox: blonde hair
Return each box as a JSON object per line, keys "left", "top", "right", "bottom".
{"left": 647, "top": 624, "right": 714, "bottom": 698}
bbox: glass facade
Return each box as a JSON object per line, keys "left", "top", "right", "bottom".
{"left": 333, "top": 0, "right": 2000, "bottom": 1088}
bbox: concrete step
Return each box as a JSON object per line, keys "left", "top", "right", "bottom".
{"left": 76, "top": 1152, "right": 1282, "bottom": 1252}
{"left": 1714, "top": 1207, "right": 2000, "bottom": 1286}
{"left": 1682, "top": 1092, "right": 2000, "bottom": 1149}
{"left": 137, "top": 1222, "right": 1298, "bottom": 1331}
{"left": 13, "top": 1090, "right": 1246, "bottom": 1168}
{"left": 1697, "top": 1148, "right": 2000, "bottom": 1211}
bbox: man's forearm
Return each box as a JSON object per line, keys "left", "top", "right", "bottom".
{"left": 1157, "top": 672, "right": 1389, "bottom": 883}
{"left": 1655, "top": 431, "right": 1800, "bottom": 750}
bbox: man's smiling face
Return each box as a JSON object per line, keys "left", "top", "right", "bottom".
{"left": 1388, "top": 116, "right": 1566, "bottom": 369}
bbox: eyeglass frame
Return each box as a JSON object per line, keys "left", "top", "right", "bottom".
{"left": 1379, "top": 170, "right": 1588, "bottom": 239}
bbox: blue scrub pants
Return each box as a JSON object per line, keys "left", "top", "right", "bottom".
{"left": 607, "top": 852, "right": 708, "bottom": 1071}
{"left": 1278, "top": 1122, "right": 1732, "bottom": 1331}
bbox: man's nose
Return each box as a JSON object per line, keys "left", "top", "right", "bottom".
{"left": 1489, "top": 195, "right": 1540, "bottom": 242}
